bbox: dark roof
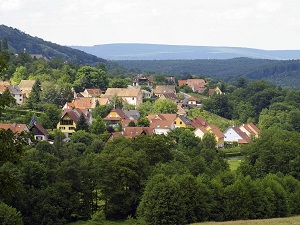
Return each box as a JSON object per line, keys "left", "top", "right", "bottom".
{"left": 29, "top": 122, "right": 49, "bottom": 136}
{"left": 178, "top": 115, "right": 191, "bottom": 125}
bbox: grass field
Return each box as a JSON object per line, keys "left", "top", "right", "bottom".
{"left": 69, "top": 216, "right": 300, "bottom": 225}
{"left": 191, "top": 215, "right": 300, "bottom": 225}
{"left": 228, "top": 157, "right": 242, "bottom": 171}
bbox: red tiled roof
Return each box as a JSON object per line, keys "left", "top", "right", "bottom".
{"left": 0, "top": 123, "right": 27, "bottom": 133}
{"left": 190, "top": 116, "right": 208, "bottom": 128}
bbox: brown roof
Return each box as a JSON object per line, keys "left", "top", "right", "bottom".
{"left": 207, "top": 124, "right": 224, "bottom": 138}
{"left": 85, "top": 88, "right": 102, "bottom": 96}
{"left": 0, "top": 81, "right": 10, "bottom": 93}
{"left": 103, "top": 88, "right": 141, "bottom": 98}
{"left": 18, "top": 80, "right": 36, "bottom": 90}
{"left": 61, "top": 108, "right": 87, "bottom": 124}
{"left": 103, "top": 108, "right": 129, "bottom": 121}
{"left": 209, "top": 89, "right": 215, "bottom": 96}
{"left": 150, "top": 120, "right": 174, "bottom": 129}
{"left": 190, "top": 116, "right": 208, "bottom": 128}
{"left": 147, "top": 114, "right": 177, "bottom": 121}
{"left": 232, "top": 126, "right": 251, "bottom": 144}
{"left": 246, "top": 123, "right": 260, "bottom": 135}
{"left": 122, "top": 127, "right": 154, "bottom": 138}
{"left": 178, "top": 80, "right": 187, "bottom": 86}
{"left": 0, "top": 123, "right": 28, "bottom": 133}
{"left": 29, "top": 123, "right": 49, "bottom": 136}
{"left": 153, "top": 85, "right": 176, "bottom": 94}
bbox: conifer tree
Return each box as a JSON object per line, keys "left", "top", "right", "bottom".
{"left": 75, "top": 113, "right": 89, "bottom": 132}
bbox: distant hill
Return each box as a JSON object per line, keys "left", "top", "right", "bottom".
{"left": 0, "top": 25, "right": 106, "bottom": 64}
{"left": 71, "top": 43, "right": 300, "bottom": 60}
{"left": 116, "top": 58, "right": 300, "bottom": 89}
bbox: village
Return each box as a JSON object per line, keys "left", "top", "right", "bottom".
{"left": 0, "top": 74, "right": 260, "bottom": 147}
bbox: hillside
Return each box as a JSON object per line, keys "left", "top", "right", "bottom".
{"left": 0, "top": 25, "right": 105, "bottom": 64}
{"left": 116, "top": 58, "right": 300, "bottom": 89}
{"left": 71, "top": 43, "right": 300, "bottom": 60}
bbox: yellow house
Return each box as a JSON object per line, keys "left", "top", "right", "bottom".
{"left": 206, "top": 125, "right": 225, "bottom": 148}
{"left": 173, "top": 115, "right": 191, "bottom": 128}
{"left": 57, "top": 108, "right": 89, "bottom": 138}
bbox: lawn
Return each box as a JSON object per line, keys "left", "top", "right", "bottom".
{"left": 227, "top": 157, "right": 242, "bottom": 171}
{"left": 191, "top": 215, "right": 300, "bottom": 225}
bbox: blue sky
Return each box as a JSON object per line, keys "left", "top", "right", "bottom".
{"left": 0, "top": 0, "right": 299, "bottom": 50}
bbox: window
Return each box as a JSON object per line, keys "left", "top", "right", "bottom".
{"left": 69, "top": 127, "right": 75, "bottom": 130}
{"left": 180, "top": 121, "right": 182, "bottom": 124}
{"left": 61, "top": 120, "right": 73, "bottom": 125}
{"left": 60, "top": 127, "right": 66, "bottom": 130}
{"left": 174, "top": 121, "right": 177, "bottom": 124}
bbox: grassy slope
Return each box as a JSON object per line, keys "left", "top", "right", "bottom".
{"left": 192, "top": 215, "right": 300, "bottom": 225}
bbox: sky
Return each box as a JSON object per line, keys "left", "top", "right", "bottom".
{"left": 0, "top": 0, "right": 299, "bottom": 50}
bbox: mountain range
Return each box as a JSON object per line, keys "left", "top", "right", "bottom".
{"left": 71, "top": 43, "right": 300, "bottom": 60}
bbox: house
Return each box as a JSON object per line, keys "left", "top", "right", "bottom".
{"left": 103, "top": 87, "right": 143, "bottom": 106}
{"left": 206, "top": 125, "right": 225, "bottom": 148}
{"left": 150, "top": 120, "right": 174, "bottom": 135}
{"left": 122, "top": 127, "right": 154, "bottom": 138}
{"left": 0, "top": 83, "right": 25, "bottom": 105}
{"left": 177, "top": 103, "right": 187, "bottom": 116}
{"left": 77, "top": 88, "right": 102, "bottom": 97}
{"left": 18, "top": 80, "right": 36, "bottom": 98}
{"left": 132, "top": 74, "right": 153, "bottom": 87}
{"left": 147, "top": 113, "right": 176, "bottom": 135}
{"left": 178, "top": 79, "right": 207, "bottom": 93}
{"left": 174, "top": 115, "right": 191, "bottom": 128}
{"left": 56, "top": 108, "right": 90, "bottom": 138}
{"left": 223, "top": 126, "right": 251, "bottom": 144}
{"left": 153, "top": 85, "right": 176, "bottom": 97}
{"left": 121, "top": 110, "right": 140, "bottom": 127}
{"left": 0, "top": 81, "right": 10, "bottom": 93}
{"left": 239, "top": 123, "right": 260, "bottom": 138}
{"left": 166, "top": 76, "right": 176, "bottom": 84}
{"left": 9, "top": 85, "right": 25, "bottom": 105}
{"left": 0, "top": 123, "right": 28, "bottom": 133}
{"left": 29, "top": 122, "right": 49, "bottom": 141}
{"left": 103, "top": 108, "right": 130, "bottom": 127}
{"left": 209, "top": 87, "right": 223, "bottom": 97}
{"left": 159, "top": 93, "right": 179, "bottom": 103}
{"left": 183, "top": 96, "right": 201, "bottom": 108}
{"left": 63, "top": 97, "right": 109, "bottom": 111}
{"left": 194, "top": 124, "right": 224, "bottom": 148}
{"left": 141, "top": 89, "right": 153, "bottom": 98}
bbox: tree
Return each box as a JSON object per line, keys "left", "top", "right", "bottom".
{"left": 26, "top": 79, "right": 41, "bottom": 110}
{"left": 89, "top": 117, "right": 106, "bottom": 134}
{"left": 74, "top": 66, "right": 108, "bottom": 92}
{"left": 0, "top": 87, "right": 15, "bottom": 115}
{"left": 137, "top": 101, "right": 153, "bottom": 117}
{"left": 202, "top": 94, "right": 233, "bottom": 119}
{"left": 10, "top": 66, "right": 28, "bottom": 85}
{"left": 152, "top": 98, "right": 177, "bottom": 114}
{"left": 0, "top": 202, "right": 23, "bottom": 225}
{"left": 75, "top": 114, "right": 89, "bottom": 132}
{"left": 138, "top": 174, "right": 185, "bottom": 225}
{"left": 92, "top": 105, "right": 113, "bottom": 118}
{"left": 137, "top": 117, "right": 150, "bottom": 127}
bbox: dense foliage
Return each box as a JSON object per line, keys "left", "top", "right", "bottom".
{"left": 1, "top": 43, "right": 300, "bottom": 225}
{"left": 0, "top": 25, "right": 105, "bottom": 64}
{"left": 117, "top": 58, "right": 300, "bottom": 89}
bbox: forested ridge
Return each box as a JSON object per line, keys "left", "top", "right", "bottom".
{"left": 0, "top": 25, "right": 105, "bottom": 64}
{"left": 1, "top": 42, "right": 300, "bottom": 225}
{"left": 117, "top": 58, "right": 300, "bottom": 89}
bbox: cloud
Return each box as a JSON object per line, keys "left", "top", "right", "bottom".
{"left": 0, "top": 0, "right": 21, "bottom": 11}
